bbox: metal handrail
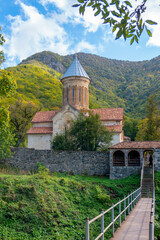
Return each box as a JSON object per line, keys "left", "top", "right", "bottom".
{"left": 140, "top": 160, "right": 144, "bottom": 189}
{"left": 149, "top": 163, "right": 155, "bottom": 240}
{"left": 85, "top": 187, "right": 141, "bottom": 240}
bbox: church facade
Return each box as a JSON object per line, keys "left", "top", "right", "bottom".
{"left": 27, "top": 56, "right": 124, "bottom": 150}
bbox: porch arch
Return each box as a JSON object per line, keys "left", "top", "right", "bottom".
{"left": 128, "top": 150, "right": 140, "bottom": 166}
{"left": 113, "top": 150, "right": 125, "bottom": 166}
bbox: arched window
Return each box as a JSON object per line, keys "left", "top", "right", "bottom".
{"left": 113, "top": 150, "right": 125, "bottom": 166}
{"left": 72, "top": 88, "right": 74, "bottom": 103}
{"left": 79, "top": 87, "right": 81, "bottom": 103}
{"left": 128, "top": 150, "right": 140, "bottom": 166}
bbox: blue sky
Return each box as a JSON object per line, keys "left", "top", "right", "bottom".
{"left": 1, "top": 0, "right": 160, "bottom": 68}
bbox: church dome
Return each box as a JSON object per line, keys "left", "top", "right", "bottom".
{"left": 61, "top": 55, "right": 90, "bottom": 110}
{"left": 62, "top": 55, "right": 90, "bottom": 80}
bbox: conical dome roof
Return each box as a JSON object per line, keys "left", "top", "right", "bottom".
{"left": 62, "top": 55, "right": 90, "bottom": 80}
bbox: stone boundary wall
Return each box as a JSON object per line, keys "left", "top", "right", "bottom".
{"left": 2, "top": 148, "right": 110, "bottom": 176}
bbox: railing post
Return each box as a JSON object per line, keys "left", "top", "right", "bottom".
{"left": 128, "top": 194, "right": 130, "bottom": 215}
{"left": 135, "top": 191, "right": 137, "bottom": 205}
{"left": 112, "top": 203, "right": 114, "bottom": 236}
{"left": 133, "top": 192, "right": 135, "bottom": 207}
{"left": 149, "top": 221, "right": 153, "bottom": 240}
{"left": 86, "top": 218, "right": 89, "bottom": 240}
{"left": 101, "top": 210, "right": 104, "bottom": 240}
{"left": 124, "top": 197, "right": 126, "bottom": 220}
{"left": 119, "top": 199, "right": 121, "bottom": 227}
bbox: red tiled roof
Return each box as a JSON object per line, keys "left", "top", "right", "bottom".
{"left": 26, "top": 127, "right": 53, "bottom": 134}
{"left": 31, "top": 111, "right": 57, "bottom": 123}
{"left": 124, "top": 136, "right": 131, "bottom": 141}
{"left": 105, "top": 125, "right": 122, "bottom": 133}
{"left": 109, "top": 141, "right": 160, "bottom": 149}
{"left": 91, "top": 108, "right": 123, "bottom": 121}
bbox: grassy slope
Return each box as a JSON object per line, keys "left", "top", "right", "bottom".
{"left": 155, "top": 172, "right": 160, "bottom": 239}
{"left": 2, "top": 61, "right": 63, "bottom": 110}
{"left": 0, "top": 170, "right": 140, "bottom": 240}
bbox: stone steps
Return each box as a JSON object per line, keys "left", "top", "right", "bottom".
{"left": 141, "top": 166, "right": 153, "bottom": 198}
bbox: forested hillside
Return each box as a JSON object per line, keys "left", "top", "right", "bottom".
{"left": 21, "top": 51, "right": 160, "bottom": 118}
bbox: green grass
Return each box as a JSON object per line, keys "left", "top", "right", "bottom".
{"left": 155, "top": 171, "right": 160, "bottom": 240}
{"left": 0, "top": 168, "right": 141, "bottom": 240}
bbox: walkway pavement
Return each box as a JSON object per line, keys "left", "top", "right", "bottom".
{"left": 111, "top": 198, "right": 152, "bottom": 240}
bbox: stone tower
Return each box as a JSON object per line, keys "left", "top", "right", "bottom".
{"left": 61, "top": 55, "right": 90, "bottom": 110}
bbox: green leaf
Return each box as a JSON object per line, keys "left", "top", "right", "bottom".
{"left": 111, "top": 11, "right": 121, "bottom": 18}
{"left": 112, "top": 25, "right": 117, "bottom": 33}
{"left": 134, "top": 35, "right": 138, "bottom": 43}
{"left": 79, "top": 3, "right": 87, "bottom": 15}
{"left": 115, "top": 29, "right": 123, "bottom": 39}
{"left": 146, "top": 20, "right": 157, "bottom": 25}
{"left": 146, "top": 28, "right": 152, "bottom": 37}
{"left": 94, "top": 9, "right": 101, "bottom": 16}
{"left": 72, "top": 4, "right": 80, "bottom": 7}
{"left": 78, "top": 0, "right": 84, "bottom": 3}
{"left": 103, "top": 18, "right": 110, "bottom": 24}
{"left": 130, "top": 37, "right": 134, "bottom": 45}
{"left": 127, "top": 34, "right": 134, "bottom": 38}
{"left": 87, "top": 2, "right": 94, "bottom": 7}
{"left": 124, "top": 1, "right": 132, "bottom": 8}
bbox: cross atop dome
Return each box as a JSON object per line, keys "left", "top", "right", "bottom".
{"left": 62, "top": 54, "right": 90, "bottom": 80}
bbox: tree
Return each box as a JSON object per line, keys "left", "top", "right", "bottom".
{"left": 52, "top": 112, "right": 112, "bottom": 151}
{"left": 0, "top": 26, "right": 5, "bottom": 66}
{"left": 0, "top": 70, "right": 16, "bottom": 96}
{"left": 9, "top": 99, "right": 41, "bottom": 147}
{"left": 123, "top": 116, "right": 139, "bottom": 141}
{"left": 52, "top": 129, "right": 77, "bottom": 151}
{"left": 73, "top": 0, "right": 157, "bottom": 44}
{"left": 0, "top": 27, "right": 16, "bottom": 159}
{"left": 0, "top": 107, "right": 15, "bottom": 159}
{"left": 136, "top": 95, "right": 160, "bottom": 141}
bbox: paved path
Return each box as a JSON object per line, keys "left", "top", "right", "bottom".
{"left": 111, "top": 198, "right": 152, "bottom": 240}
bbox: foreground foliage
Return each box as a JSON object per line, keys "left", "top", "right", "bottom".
{"left": 73, "top": 0, "right": 157, "bottom": 44}
{"left": 0, "top": 169, "right": 140, "bottom": 240}
{"left": 155, "top": 171, "right": 160, "bottom": 239}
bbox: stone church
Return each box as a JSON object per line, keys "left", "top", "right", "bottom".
{"left": 27, "top": 56, "right": 124, "bottom": 150}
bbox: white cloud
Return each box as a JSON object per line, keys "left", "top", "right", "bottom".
{"left": 144, "top": 0, "right": 160, "bottom": 47}
{"left": 75, "top": 40, "right": 96, "bottom": 53}
{"left": 2, "top": 0, "right": 103, "bottom": 66}
{"left": 4, "top": 1, "right": 70, "bottom": 65}
{"left": 39, "top": 0, "right": 103, "bottom": 32}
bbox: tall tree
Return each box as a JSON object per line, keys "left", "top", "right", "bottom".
{"left": 0, "top": 107, "right": 15, "bottom": 159}
{"left": 52, "top": 112, "right": 112, "bottom": 151}
{"left": 123, "top": 116, "right": 139, "bottom": 141}
{"left": 136, "top": 95, "right": 160, "bottom": 141}
{"left": 73, "top": 0, "right": 157, "bottom": 44}
{"left": 9, "top": 100, "right": 41, "bottom": 147}
{"left": 0, "top": 27, "right": 16, "bottom": 159}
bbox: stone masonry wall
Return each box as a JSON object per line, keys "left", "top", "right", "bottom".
{"left": 3, "top": 148, "right": 110, "bottom": 176}
{"left": 153, "top": 149, "right": 160, "bottom": 171}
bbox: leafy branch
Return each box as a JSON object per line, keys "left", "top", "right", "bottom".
{"left": 73, "top": 0, "right": 157, "bottom": 44}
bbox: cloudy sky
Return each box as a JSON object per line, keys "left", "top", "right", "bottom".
{"left": 0, "top": 0, "right": 160, "bottom": 67}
